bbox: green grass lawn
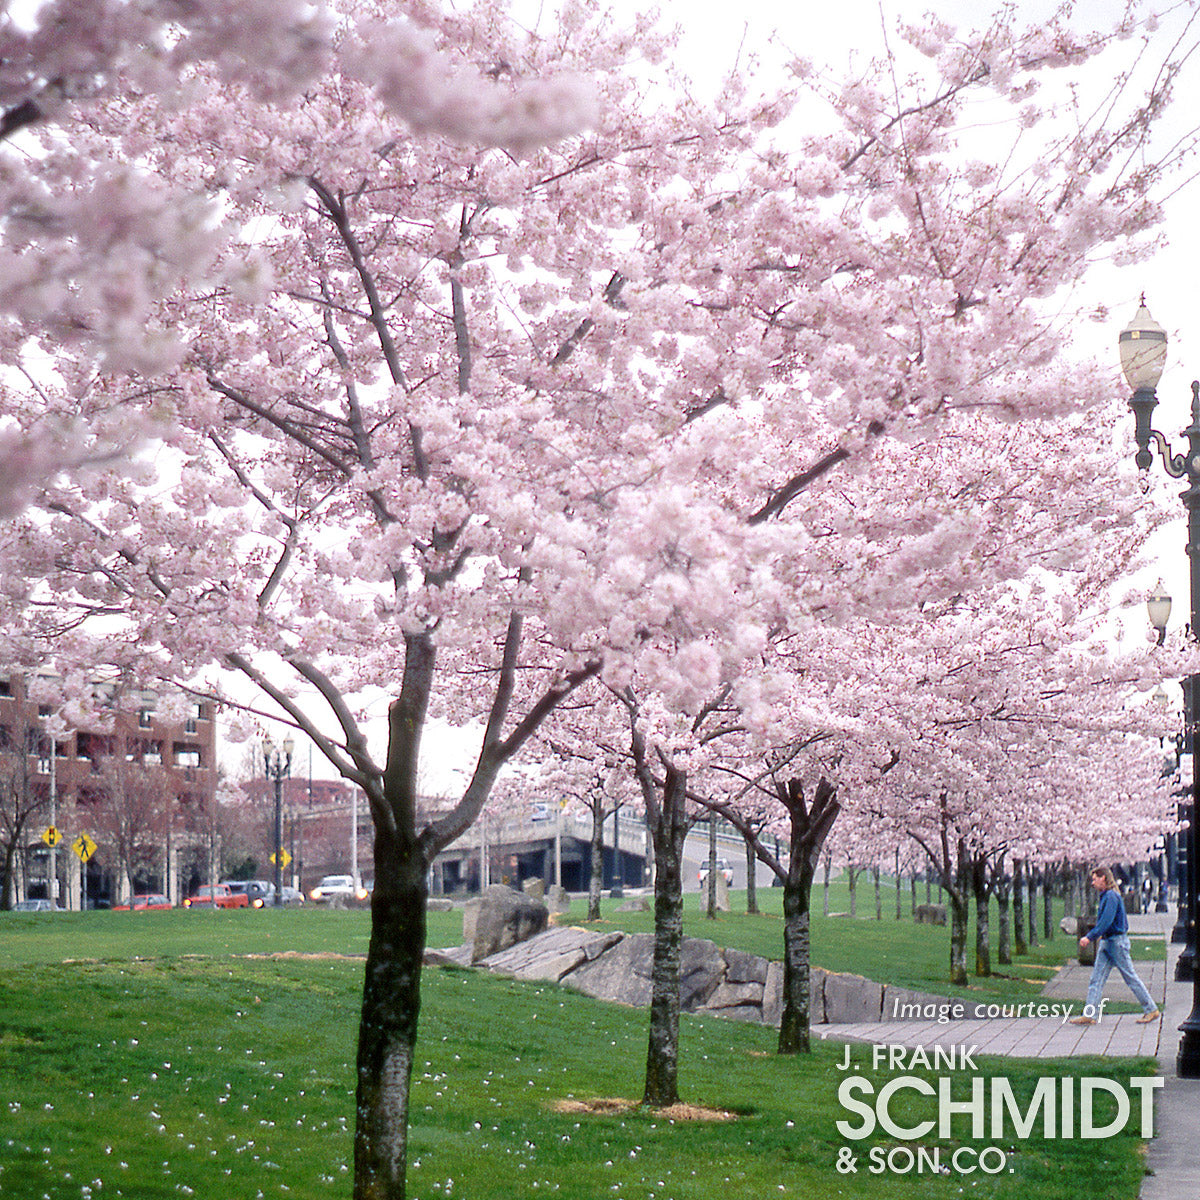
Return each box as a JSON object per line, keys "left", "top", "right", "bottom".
{"left": 576, "top": 883, "right": 1164, "bottom": 1010}
{"left": 0, "top": 904, "right": 1162, "bottom": 1200}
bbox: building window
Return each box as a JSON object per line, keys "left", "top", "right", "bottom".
{"left": 173, "top": 744, "right": 203, "bottom": 769}
{"left": 0, "top": 678, "right": 11, "bottom": 697}
{"left": 138, "top": 709, "right": 153, "bottom": 729}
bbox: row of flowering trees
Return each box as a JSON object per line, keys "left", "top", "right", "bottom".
{"left": 2, "top": 2, "right": 1197, "bottom": 1197}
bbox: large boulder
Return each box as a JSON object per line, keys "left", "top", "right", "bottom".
{"left": 480, "top": 926, "right": 624, "bottom": 983}
{"left": 471, "top": 884, "right": 549, "bottom": 963}
{"left": 762, "top": 961, "right": 826, "bottom": 1027}
{"left": 823, "top": 971, "right": 884, "bottom": 1024}
{"left": 566, "top": 932, "right": 657, "bottom": 1007}
{"left": 545, "top": 884, "right": 571, "bottom": 915}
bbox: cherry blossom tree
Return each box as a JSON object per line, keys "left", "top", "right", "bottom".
{"left": 2, "top": 2, "right": 1199, "bottom": 1195}
{"left": 0, "top": 0, "right": 597, "bottom": 517}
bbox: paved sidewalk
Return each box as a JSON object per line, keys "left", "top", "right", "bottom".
{"left": 1139, "top": 923, "right": 1200, "bottom": 1199}
{"left": 814, "top": 911, "right": 1200, "bottom": 1197}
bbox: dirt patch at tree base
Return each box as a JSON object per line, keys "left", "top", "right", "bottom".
{"left": 551, "top": 1097, "right": 737, "bottom": 1122}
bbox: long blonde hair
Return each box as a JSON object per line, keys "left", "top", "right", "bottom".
{"left": 1090, "top": 866, "right": 1117, "bottom": 890}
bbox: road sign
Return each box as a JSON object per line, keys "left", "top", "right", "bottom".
{"left": 270, "top": 849, "right": 292, "bottom": 868}
{"left": 41, "top": 826, "right": 62, "bottom": 847}
{"left": 72, "top": 833, "right": 97, "bottom": 863}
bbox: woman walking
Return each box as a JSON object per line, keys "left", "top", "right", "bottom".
{"left": 1070, "top": 866, "right": 1160, "bottom": 1025}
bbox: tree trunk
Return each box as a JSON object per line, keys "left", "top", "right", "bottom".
{"left": 705, "top": 817, "right": 718, "bottom": 919}
{"left": 948, "top": 885, "right": 969, "bottom": 987}
{"left": 1043, "top": 866, "right": 1054, "bottom": 940}
{"left": 644, "top": 766, "right": 688, "bottom": 1107}
{"left": 354, "top": 830, "right": 427, "bottom": 1200}
{"left": 1028, "top": 865, "right": 1039, "bottom": 946}
{"left": 745, "top": 836, "right": 759, "bottom": 914}
{"left": 587, "top": 798, "right": 603, "bottom": 921}
{"left": 848, "top": 865, "right": 857, "bottom": 918}
{"left": 947, "top": 839, "right": 969, "bottom": 987}
{"left": 996, "top": 865, "right": 1011, "bottom": 967}
{"left": 822, "top": 853, "right": 831, "bottom": 918}
{"left": 779, "top": 859, "right": 815, "bottom": 1054}
{"left": 1012, "top": 858, "right": 1028, "bottom": 956}
{"left": 777, "top": 778, "right": 839, "bottom": 1055}
{"left": 972, "top": 854, "right": 991, "bottom": 977}
{"left": 873, "top": 865, "right": 881, "bottom": 920}
{"left": 1, "top": 840, "right": 16, "bottom": 909}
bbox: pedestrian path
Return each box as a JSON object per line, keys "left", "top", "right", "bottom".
{"left": 1139, "top": 922, "right": 1200, "bottom": 1199}
{"left": 813, "top": 911, "right": 1200, "bottom": 1198}
{"left": 817, "top": 912, "right": 1169, "bottom": 1058}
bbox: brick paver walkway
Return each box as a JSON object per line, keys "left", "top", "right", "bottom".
{"left": 813, "top": 911, "right": 1199, "bottom": 1198}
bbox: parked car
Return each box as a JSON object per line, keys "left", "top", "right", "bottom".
{"left": 183, "top": 883, "right": 249, "bottom": 909}
{"left": 276, "top": 886, "right": 306, "bottom": 906}
{"left": 11, "top": 898, "right": 63, "bottom": 912}
{"left": 697, "top": 858, "right": 734, "bottom": 887}
{"left": 222, "top": 880, "right": 274, "bottom": 908}
{"left": 309, "top": 874, "right": 367, "bottom": 903}
{"left": 112, "top": 893, "right": 173, "bottom": 911}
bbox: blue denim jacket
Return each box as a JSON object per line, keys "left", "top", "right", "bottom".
{"left": 1085, "top": 888, "right": 1127, "bottom": 942}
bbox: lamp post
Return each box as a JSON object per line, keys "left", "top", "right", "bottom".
{"left": 1120, "top": 299, "right": 1200, "bottom": 1076}
{"left": 1150, "top": 671, "right": 1188, "bottom": 936}
{"left": 263, "top": 734, "right": 294, "bottom": 908}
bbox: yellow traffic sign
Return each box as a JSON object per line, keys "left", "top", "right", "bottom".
{"left": 42, "top": 826, "right": 62, "bottom": 847}
{"left": 270, "top": 849, "right": 292, "bottom": 868}
{"left": 72, "top": 833, "right": 97, "bottom": 863}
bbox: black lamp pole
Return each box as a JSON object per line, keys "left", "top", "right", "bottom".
{"left": 1121, "top": 299, "right": 1200, "bottom": 1076}
{"left": 263, "top": 735, "right": 294, "bottom": 908}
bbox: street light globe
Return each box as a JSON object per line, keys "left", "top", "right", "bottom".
{"left": 1147, "top": 580, "right": 1172, "bottom": 636}
{"left": 1119, "top": 300, "right": 1168, "bottom": 392}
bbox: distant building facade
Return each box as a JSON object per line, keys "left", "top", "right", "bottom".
{"left": 0, "top": 674, "right": 217, "bottom": 908}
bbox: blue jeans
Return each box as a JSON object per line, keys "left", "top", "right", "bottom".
{"left": 1085, "top": 933, "right": 1157, "bottom": 1015}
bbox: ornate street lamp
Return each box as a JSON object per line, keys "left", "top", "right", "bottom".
{"left": 263, "top": 733, "right": 295, "bottom": 908}
{"left": 1121, "top": 300, "right": 1200, "bottom": 1076}
{"left": 1148, "top": 582, "right": 1172, "bottom": 646}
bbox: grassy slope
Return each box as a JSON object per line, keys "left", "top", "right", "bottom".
{"left": 0, "top": 902, "right": 1160, "bottom": 1200}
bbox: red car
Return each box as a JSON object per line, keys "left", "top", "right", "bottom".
{"left": 183, "top": 883, "right": 249, "bottom": 909}
{"left": 112, "top": 893, "right": 173, "bottom": 911}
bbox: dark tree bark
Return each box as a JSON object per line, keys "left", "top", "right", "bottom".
{"left": 972, "top": 851, "right": 991, "bottom": 978}
{"left": 705, "top": 816, "right": 718, "bottom": 919}
{"left": 949, "top": 839, "right": 970, "bottom": 986}
{"left": 354, "top": 826, "right": 427, "bottom": 1200}
{"left": 908, "top": 800, "right": 969, "bottom": 986}
{"left": 1043, "top": 865, "right": 1055, "bottom": 940}
{"left": 643, "top": 765, "right": 688, "bottom": 1106}
{"left": 342, "top": 625, "right": 599, "bottom": 1200}
{"left": 1012, "top": 857, "right": 1028, "bottom": 956}
{"left": 588, "top": 792, "right": 604, "bottom": 920}
{"left": 745, "top": 835, "right": 759, "bottom": 914}
{"left": 693, "top": 775, "right": 840, "bottom": 1055}
{"left": 778, "top": 778, "right": 840, "bottom": 1054}
{"left": 995, "top": 855, "right": 1012, "bottom": 967}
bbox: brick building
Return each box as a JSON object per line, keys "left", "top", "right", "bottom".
{"left": 0, "top": 674, "right": 218, "bottom": 908}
